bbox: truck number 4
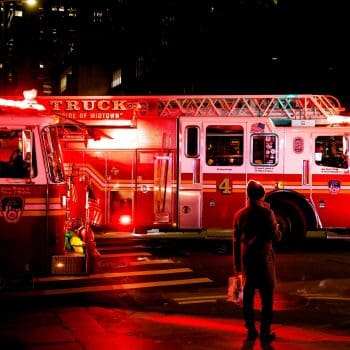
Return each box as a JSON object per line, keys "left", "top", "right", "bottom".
{"left": 218, "top": 177, "right": 231, "bottom": 194}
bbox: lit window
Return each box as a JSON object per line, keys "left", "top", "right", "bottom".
{"left": 136, "top": 56, "right": 144, "bottom": 78}
{"left": 111, "top": 69, "right": 122, "bottom": 88}
{"left": 60, "top": 76, "right": 67, "bottom": 93}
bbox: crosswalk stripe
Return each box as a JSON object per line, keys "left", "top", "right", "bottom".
{"left": 173, "top": 295, "right": 227, "bottom": 305}
{"left": 129, "top": 258, "right": 175, "bottom": 266}
{"left": 100, "top": 252, "right": 152, "bottom": 258}
{"left": 299, "top": 294, "right": 350, "bottom": 301}
{"left": 2, "top": 278, "right": 213, "bottom": 297}
{"left": 98, "top": 245, "right": 147, "bottom": 251}
{"left": 34, "top": 268, "right": 193, "bottom": 282}
{"left": 174, "top": 295, "right": 226, "bottom": 301}
{"left": 176, "top": 299, "right": 218, "bottom": 304}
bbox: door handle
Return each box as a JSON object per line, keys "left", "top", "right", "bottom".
{"left": 303, "top": 160, "right": 310, "bottom": 185}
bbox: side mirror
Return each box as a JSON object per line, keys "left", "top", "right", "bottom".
{"left": 22, "top": 129, "right": 33, "bottom": 180}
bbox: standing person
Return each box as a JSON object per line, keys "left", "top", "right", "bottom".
{"left": 233, "top": 180, "right": 282, "bottom": 342}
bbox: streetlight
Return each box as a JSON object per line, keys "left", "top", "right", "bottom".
{"left": 1, "top": 0, "right": 37, "bottom": 31}
{"left": 0, "top": 0, "right": 38, "bottom": 94}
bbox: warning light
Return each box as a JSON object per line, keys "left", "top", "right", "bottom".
{"left": 55, "top": 262, "right": 64, "bottom": 269}
{"left": 0, "top": 89, "right": 45, "bottom": 111}
{"left": 119, "top": 214, "right": 131, "bottom": 225}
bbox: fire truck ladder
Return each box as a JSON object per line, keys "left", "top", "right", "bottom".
{"left": 155, "top": 94, "right": 344, "bottom": 120}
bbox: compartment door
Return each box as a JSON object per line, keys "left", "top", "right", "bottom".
{"left": 178, "top": 119, "right": 202, "bottom": 229}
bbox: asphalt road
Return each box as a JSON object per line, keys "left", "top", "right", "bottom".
{"left": 1, "top": 236, "right": 350, "bottom": 349}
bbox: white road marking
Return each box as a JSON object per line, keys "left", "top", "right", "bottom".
{"left": 129, "top": 258, "right": 174, "bottom": 266}
{"left": 100, "top": 252, "right": 152, "bottom": 258}
{"left": 300, "top": 293, "right": 350, "bottom": 301}
{"left": 2, "top": 277, "right": 213, "bottom": 297}
{"left": 173, "top": 294, "right": 227, "bottom": 305}
{"left": 34, "top": 267, "right": 193, "bottom": 282}
{"left": 98, "top": 245, "right": 148, "bottom": 251}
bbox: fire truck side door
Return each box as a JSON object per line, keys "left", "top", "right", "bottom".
{"left": 202, "top": 122, "right": 247, "bottom": 231}
{"left": 178, "top": 120, "right": 202, "bottom": 229}
{"left": 310, "top": 132, "right": 350, "bottom": 227}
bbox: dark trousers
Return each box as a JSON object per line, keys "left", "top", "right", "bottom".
{"left": 243, "top": 283, "right": 274, "bottom": 333}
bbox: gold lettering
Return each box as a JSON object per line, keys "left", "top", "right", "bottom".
{"left": 47, "top": 98, "right": 143, "bottom": 114}
{"left": 218, "top": 177, "right": 232, "bottom": 194}
{"left": 97, "top": 100, "right": 110, "bottom": 111}
{"left": 49, "top": 100, "right": 63, "bottom": 111}
{"left": 66, "top": 100, "right": 80, "bottom": 111}
{"left": 82, "top": 100, "right": 96, "bottom": 111}
{"left": 111, "top": 100, "right": 127, "bottom": 110}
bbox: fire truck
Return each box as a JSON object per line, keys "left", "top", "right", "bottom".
{"left": 0, "top": 90, "right": 92, "bottom": 286}
{"left": 34, "top": 93, "right": 350, "bottom": 248}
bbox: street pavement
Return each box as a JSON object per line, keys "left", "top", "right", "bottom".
{"left": 1, "top": 278, "right": 350, "bottom": 350}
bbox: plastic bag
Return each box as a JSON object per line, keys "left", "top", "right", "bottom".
{"left": 227, "top": 273, "right": 244, "bottom": 305}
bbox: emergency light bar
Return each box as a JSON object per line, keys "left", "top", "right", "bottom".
{"left": 327, "top": 115, "right": 350, "bottom": 124}
{"left": 0, "top": 89, "right": 45, "bottom": 111}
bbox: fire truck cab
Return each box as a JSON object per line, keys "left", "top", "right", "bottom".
{"left": 0, "top": 91, "right": 69, "bottom": 285}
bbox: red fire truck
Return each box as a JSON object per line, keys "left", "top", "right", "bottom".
{"left": 35, "top": 94, "right": 350, "bottom": 248}
{"left": 0, "top": 90, "right": 92, "bottom": 286}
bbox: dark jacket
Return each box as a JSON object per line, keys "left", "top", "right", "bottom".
{"left": 233, "top": 199, "right": 281, "bottom": 288}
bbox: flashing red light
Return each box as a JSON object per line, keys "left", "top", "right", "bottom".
{"left": 119, "top": 214, "right": 131, "bottom": 225}
{"left": 0, "top": 89, "right": 45, "bottom": 111}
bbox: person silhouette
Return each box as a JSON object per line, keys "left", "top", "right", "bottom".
{"left": 233, "top": 180, "right": 282, "bottom": 343}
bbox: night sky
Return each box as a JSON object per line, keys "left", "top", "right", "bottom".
{"left": 119, "top": 0, "right": 350, "bottom": 105}
{"left": 2, "top": 0, "right": 350, "bottom": 106}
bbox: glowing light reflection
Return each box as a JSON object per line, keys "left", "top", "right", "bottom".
{"left": 143, "top": 313, "right": 350, "bottom": 344}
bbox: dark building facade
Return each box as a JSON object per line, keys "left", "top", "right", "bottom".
{"left": 0, "top": 0, "right": 348, "bottom": 101}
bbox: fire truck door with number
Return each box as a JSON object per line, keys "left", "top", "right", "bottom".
{"left": 179, "top": 119, "right": 247, "bottom": 231}
{"left": 310, "top": 132, "right": 350, "bottom": 227}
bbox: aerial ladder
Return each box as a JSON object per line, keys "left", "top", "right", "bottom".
{"left": 146, "top": 94, "right": 344, "bottom": 120}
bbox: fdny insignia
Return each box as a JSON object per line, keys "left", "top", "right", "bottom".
{"left": 1, "top": 196, "right": 24, "bottom": 223}
{"left": 328, "top": 180, "right": 341, "bottom": 194}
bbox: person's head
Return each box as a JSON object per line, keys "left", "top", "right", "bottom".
{"left": 247, "top": 180, "right": 265, "bottom": 200}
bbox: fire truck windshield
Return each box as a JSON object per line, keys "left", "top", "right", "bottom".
{"left": 42, "top": 126, "right": 65, "bottom": 183}
{"left": 0, "top": 129, "right": 36, "bottom": 178}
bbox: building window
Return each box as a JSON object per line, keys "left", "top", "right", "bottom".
{"left": 111, "top": 69, "right": 122, "bottom": 88}
{"left": 136, "top": 56, "right": 144, "bottom": 78}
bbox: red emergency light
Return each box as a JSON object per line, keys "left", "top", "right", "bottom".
{"left": 119, "top": 214, "right": 132, "bottom": 226}
{"left": 0, "top": 89, "right": 45, "bottom": 111}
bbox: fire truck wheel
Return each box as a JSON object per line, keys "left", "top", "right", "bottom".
{"left": 272, "top": 199, "right": 307, "bottom": 248}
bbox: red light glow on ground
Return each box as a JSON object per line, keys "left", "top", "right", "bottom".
{"left": 141, "top": 313, "right": 350, "bottom": 349}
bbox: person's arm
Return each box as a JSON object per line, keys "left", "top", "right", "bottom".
{"left": 270, "top": 210, "right": 282, "bottom": 242}
{"left": 233, "top": 214, "right": 242, "bottom": 272}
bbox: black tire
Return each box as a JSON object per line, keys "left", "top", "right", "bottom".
{"left": 271, "top": 199, "right": 307, "bottom": 249}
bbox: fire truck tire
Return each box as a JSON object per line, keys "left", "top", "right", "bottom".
{"left": 272, "top": 199, "right": 307, "bottom": 247}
